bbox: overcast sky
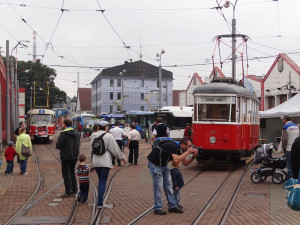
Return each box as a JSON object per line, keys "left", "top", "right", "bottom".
{"left": 1, "top": 0, "right": 300, "bottom": 97}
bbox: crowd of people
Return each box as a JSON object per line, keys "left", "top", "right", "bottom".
{"left": 9, "top": 115, "right": 300, "bottom": 215}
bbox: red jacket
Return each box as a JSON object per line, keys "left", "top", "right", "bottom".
{"left": 5, "top": 146, "right": 18, "bottom": 161}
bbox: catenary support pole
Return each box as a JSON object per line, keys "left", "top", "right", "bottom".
{"left": 10, "top": 57, "right": 15, "bottom": 139}
{"left": 6, "top": 40, "right": 10, "bottom": 143}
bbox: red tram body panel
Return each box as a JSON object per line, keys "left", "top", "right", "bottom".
{"left": 27, "top": 109, "right": 56, "bottom": 141}
{"left": 192, "top": 81, "right": 260, "bottom": 164}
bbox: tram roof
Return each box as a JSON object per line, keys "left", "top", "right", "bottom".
{"left": 193, "top": 82, "right": 259, "bottom": 101}
{"left": 27, "top": 109, "right": 55, "bottom": 115}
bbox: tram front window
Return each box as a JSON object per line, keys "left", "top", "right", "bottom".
{"left": 198, "top": 104, "right": 230, "bottom": 122}
{"left": 32, "top": 115, "right": 52, "bottom": 124}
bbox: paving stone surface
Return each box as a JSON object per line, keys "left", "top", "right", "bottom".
{"left": 0, "top": 136, "right": 298, "bottom": 225}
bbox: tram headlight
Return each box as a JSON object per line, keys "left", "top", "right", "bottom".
{"left": 209, "top": 136, "right": 216, "bottom": 144}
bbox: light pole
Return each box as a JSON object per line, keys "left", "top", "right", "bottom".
{"left": 156, "top": 49, "right": 165, "bottom": 110}
{"left": 224, "top": 0, "right": 238, "bottom": 81}
{"left": 119, "top": 70, "right": 126, "bottom": 113}
{"left": 30, "top": 86, "right": 33, "bottom": 109}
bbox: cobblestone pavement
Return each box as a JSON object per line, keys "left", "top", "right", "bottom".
{"left": 0, "top": 136, "right": 298, "bottom": 225}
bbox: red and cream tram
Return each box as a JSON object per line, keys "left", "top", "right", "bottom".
{"left": 27, "top": 109, "right": 56, "bottom": 142}
{"left": 193, "top": 80, "right": 260, "bottom": 164}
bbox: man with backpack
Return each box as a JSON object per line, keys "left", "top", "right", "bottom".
{"left": 147, "top": 137, "right": 198, "bottom": 215}
{"left": 183, "top": 123, "right": 192, "bottom": 139}
{"left": 56, "top": 119, "right": 81, "bottom": 198}
{"left": 89, "top": 120, "right": 126, "bottom": 208}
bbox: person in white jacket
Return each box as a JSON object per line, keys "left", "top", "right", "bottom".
{"left": 279, "top": 115, "right": 299, "bottom": 180}
{"left": 89, "top": 121, "right": 126, "bottom": 208}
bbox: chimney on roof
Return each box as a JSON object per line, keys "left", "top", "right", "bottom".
{"left": 124, "top": 61, "right": 129, "bottom": 65}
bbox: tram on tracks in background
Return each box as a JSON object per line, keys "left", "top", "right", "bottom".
{"left": 126, "top": 111, "right": 155, "bottom": 138}
{"left": 192, "top": 79, "right": 260, "bottom": 164}
{"left": 100, "top": 113, "right": 126, "bottom": 127}
{"left": 154, "top": 106, "right": 193, "bottom": 140}
{"left": 27, "top": 109, "right": 56, "bottom": 142}
{"left": 72, "top": 113, "right": 94, "bottom": 126}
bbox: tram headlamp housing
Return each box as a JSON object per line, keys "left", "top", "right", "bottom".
{"left": 209, "top": 136, "right": 216, "bottom": 144}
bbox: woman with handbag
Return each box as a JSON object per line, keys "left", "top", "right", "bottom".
{"left": 16, "top": 127, "right": 32, "bottom": 175}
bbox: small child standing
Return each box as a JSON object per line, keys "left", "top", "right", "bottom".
{"left": 77, "top": 154, "right": 92, "bottom": 204}
{"left": 145, "top": 130, "right": 149, "bottom": 143}
{"left": 5, "top": 141, "right": 18, "bottom": 176}
{"left": 170, "top": 161, "right": 184, "bottom": 210}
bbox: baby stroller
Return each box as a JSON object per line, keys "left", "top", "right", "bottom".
{"left": 250, "top": 143, "right": 287, "bottom": 184}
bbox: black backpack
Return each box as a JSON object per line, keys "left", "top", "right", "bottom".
{"left": 148, "top": 138, "right": 176, "bottom": 166}
{"left": 92, "top": 133, "right": 106, "bottom": 155}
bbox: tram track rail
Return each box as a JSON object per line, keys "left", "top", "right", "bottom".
{"left": 191, "top": 160, "right": 253, "bottom": 225}
{"left": 91, "top": 147, "right": 151, "bottom": 225}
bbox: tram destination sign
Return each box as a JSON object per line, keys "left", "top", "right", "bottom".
{"left": 199, "top": 96, "right": 233, "bottom": 104}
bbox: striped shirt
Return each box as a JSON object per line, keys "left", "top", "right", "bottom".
{"left": 77, "top": 164, "right": 90, "bottom": 183}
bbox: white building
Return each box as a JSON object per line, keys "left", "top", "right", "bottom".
{"left": 91, "top": 60, "right": 173, "bottom": 115}
{"left": 247, "top": 53, "right": 300, "bottom": 110}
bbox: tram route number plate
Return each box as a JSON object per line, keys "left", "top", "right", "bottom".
{"left": 39, "top": 109, "right": 45, "bottom": 114}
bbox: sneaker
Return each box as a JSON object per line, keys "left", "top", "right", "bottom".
{"left": 96, "top": 204, "right": 109, "bottom": 209}
{"left": 154, "top": 209, "right": 167, "bottom": 215}
{"left": 118, "top": 163, "right": 121, "bottom": 166}
{"left": 20, "top": 172, "right": 28, "bottom": 175}
{"left": 77, "top": 196, "right": 82, "bottom": 203}
{"left": 5, "top": 174, "right": 8, "bottom": 176}
{"left": 168, "top": 207, "right": 183, "bottom": 213}
{"left": 178, "top": 205, "right": 183, "bottom": 210}
{"left": 82, "top": 201, "right": 89, "bottom": 204}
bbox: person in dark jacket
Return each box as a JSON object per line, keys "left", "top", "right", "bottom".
{"left": 170, "top": 161, "right": 184, "bottom": 210}
{"left": 56, "top": 119, "right": 81, "bottom": 198}
{"left": 291, "top": 136, "right": 300, "bottom": 179}
{"left": 152, "top": 117, "right": 169, "bottom": 141}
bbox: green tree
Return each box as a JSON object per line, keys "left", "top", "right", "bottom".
{"left": 17, "top": 59, "right": 67, "bottom": 112}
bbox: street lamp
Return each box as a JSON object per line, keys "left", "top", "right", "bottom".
{"left": 223, "top": 0, "right": 238, "bottom": 81}
{"left": 156, "top": 49, "right": 165, "bottom": 110}
{"left": 119, "top": 69, "right": 126, "bottom": 113}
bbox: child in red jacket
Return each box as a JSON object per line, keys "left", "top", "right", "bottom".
{"left": 5, "top": 141, "right": 18, "bottom": 175}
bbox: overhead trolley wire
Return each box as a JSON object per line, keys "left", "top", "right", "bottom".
{"left": 95, "top": 0, "right": 131, "bottom": 61}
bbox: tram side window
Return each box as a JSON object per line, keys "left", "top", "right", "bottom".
{"left": 236, "top": 97, "right": 240, "bottom": 123}
{"left": 231, "top": 104, "right": 236, "bottom": 122}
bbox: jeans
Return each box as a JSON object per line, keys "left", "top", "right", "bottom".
{"left": 61, "top": 159, "right": 78, "bottom": 194}
{"left": 79, "top": 182, "right": 89, "bottom": 203}
{"left": 5, "top": 160, "right": 14, "bottom": 174}
{"left": 285, "top": 151, "right": 294, "bottom": 180}
{"left": 148, "top": 161, "right": 177, "bottom": 210}
{"left": 20, "top": 159, "right": 28, "bottom": 174}
{"left": 94, "top": 167, "right": 110, "bottom": 206}
{"left": 173, "top": 188, "right": 181, "bottom": 205}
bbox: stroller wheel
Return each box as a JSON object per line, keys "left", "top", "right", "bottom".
{"left": 272, "top": 172, "right": 283, "bottom": 184}
{"left": 251, "top": 172, "right": 262, "bottom": 183}
{"left": 279, "top": 171, "right": 287, "bottom": 182}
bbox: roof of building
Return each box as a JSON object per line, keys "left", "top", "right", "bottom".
{"left": 78, "top": 88, "right": 91, "bottom": 111}
{"left": 209, "top": 66, "right": 226, "bottom": 78}
{"left": 91, "top": 60, "right": 173, "bottom": 83}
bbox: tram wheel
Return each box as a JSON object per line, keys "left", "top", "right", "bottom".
{"left": 251, "top": 172, "right": 262, "bottom": 183}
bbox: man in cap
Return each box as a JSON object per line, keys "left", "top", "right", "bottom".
{"left": 279, "top": 115, "right": 299, "bottom": 180}
{"left": 89, "top": 120, "right": 126, "bottom": 208}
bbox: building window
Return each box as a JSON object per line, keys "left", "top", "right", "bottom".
{"left": 141, "top": 79, "right": 144, "bottom": 87}
{"left": 110, "top": 105, "right": 113, "bottom": 113}
{"left": 268, "top": 96, "right": 275, "bottom": 109}
{"left": 157, "top": 80, "right": 159, "bottom": 88}
{"left": 163, "top": 81, "right": 166, "bottom": 88}
{"left": 110, "top": 92, "right": 113, "bottom": 100}
{"left": 193, "top": 77, "right": 196, "bottom": 85}
{"left": 141, "top": 93, "right": 144, "bottom": 100}
{"left": 117, "top": 79, "right": 121, "bottom": 87}
{"left": 141, "top": 106, "right": 144, "bottom": 111}
{"left": 117, "top": 92, "right": 121, "bottom": 99}
{"left": 110, "top": 79, "right": 114, "bottom": 87}
{"left": 163, "top": 93, "right": 166, "bottom": 101}
{"left": 279, "top": 95, "right": 287, "bottom": 104}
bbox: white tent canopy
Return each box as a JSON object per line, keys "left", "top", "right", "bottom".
{"left": 260, "top": 93, "right": 300, "bottom": 118}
